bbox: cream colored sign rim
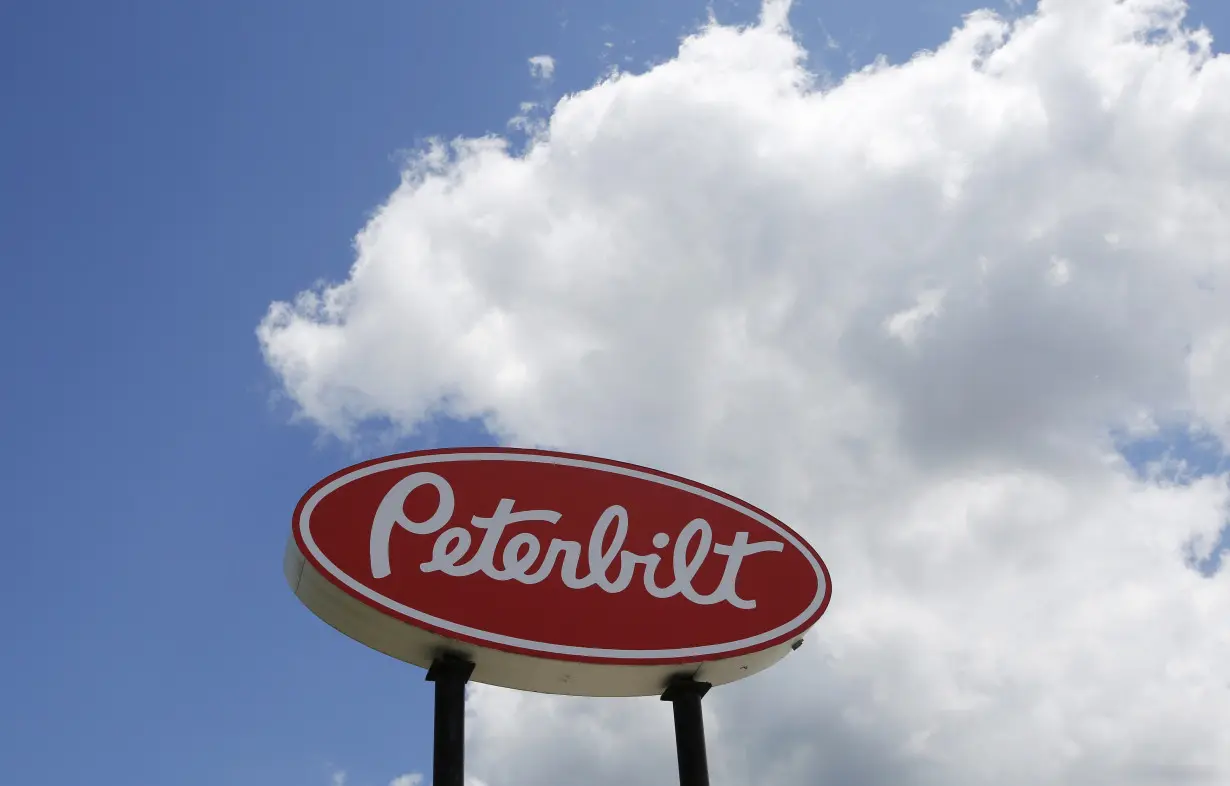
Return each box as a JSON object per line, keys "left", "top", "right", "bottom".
{"left": 298, "top": 452, "right": 828, "bottom": 660}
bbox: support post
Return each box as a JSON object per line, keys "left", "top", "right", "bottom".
{"left": 661, "top": 676, "right": 712, "bottom": 786}
{"left": 426, "top": 655, "right": 475, "bottom": 786}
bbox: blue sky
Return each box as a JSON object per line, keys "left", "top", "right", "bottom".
{"left": 3, "top": 1, "right": 1229, "bottom": 785}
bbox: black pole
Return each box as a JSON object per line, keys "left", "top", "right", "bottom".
{"left": 426, "top": 655, "right": 475, "bottom": 786}
{"left": 661, "top": 676, "right": 712, "bottom": 786}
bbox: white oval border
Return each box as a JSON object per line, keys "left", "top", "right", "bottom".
{"left": 298, "top": 452, "right": 828, "bottom": 661}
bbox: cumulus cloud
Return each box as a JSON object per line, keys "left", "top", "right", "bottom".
{"left": 389, "top": 774, "right": 423, "bottom": 786}
{"left": 260, "top": 0, "right": 1230, "bottom": 784}
{"left": 528, "top": 54, "right": 555, "bottom": 80}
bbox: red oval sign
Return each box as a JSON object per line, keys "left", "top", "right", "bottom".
{"left": 286, "top": 448, "right": 831, "bottom": 696}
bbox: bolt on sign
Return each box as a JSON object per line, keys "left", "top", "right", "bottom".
{"left": 285, "top": 448, "right": 832, "bottom": 786}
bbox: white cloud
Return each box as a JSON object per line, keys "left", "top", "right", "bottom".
{"left": 389, "top": 774, "right": 423, "bottom": 786}
{"left": 884, "top": 288, "right": 946, "bottom": 346}
{"left": 528, "top": 54, "right": 555, "bottom": 80}
{"left": 1046, "top": 255, "right": 1071, "bottom": 286}
{"left": 260, "top": 1, "right": 1230, "bottom": 784}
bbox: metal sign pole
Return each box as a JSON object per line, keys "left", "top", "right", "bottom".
{"left": 661, "top": 677, "right": 712, "bottom": 786}
{"left": 426, "top": 655, "right": 475, "bottom": 786}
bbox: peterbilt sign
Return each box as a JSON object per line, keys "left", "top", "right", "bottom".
{"left": 285, "top": 448, "right": 831, "bottom": 697}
